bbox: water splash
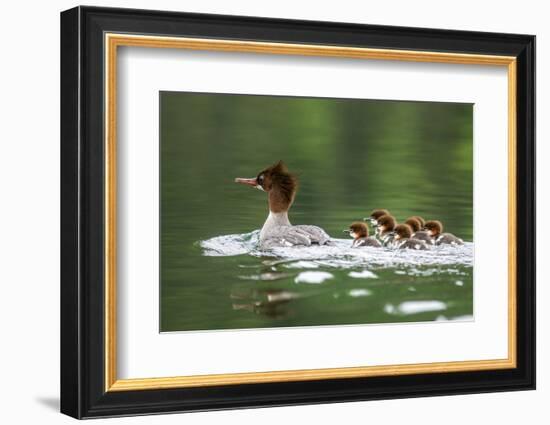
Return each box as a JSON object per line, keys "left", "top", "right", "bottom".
{"left": 348, "top": 270, "right": 378, "bottom": 279}
{"left": 294, "top": 271, "right": 334, "bottom": 284}
{"left": 199, "top": 231, "right": 259, "bottom": 257}
{"left": 385, "top": 300, "right": 447, "bottom": 315}
{"left": 199, "top": 230, "right": 473, "bottom": 270}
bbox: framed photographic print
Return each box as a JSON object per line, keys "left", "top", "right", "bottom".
{"left": 60, "top": 6, "right": 536, "bottom": 419}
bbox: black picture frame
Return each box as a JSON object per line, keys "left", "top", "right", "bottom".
{"left": 61, "top": 5, "right": 535, "bottom": 419}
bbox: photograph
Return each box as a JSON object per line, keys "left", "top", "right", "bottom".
{"left": 160, "top": 91, "right": 474, "bottom": 332}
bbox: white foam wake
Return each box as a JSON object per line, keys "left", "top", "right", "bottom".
{"left": 199, "top": 230, "right": 473, "bottom": 269}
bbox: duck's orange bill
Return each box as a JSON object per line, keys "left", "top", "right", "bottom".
{"left": 234, "top": 177, "right": 257, "bottom": 187}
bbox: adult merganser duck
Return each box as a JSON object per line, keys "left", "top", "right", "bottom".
{"left": 393, "top": 224, "right": 429, "bottom": 250}
{"left": 376, "top": 214, "right": 397, "bottom": 247}
{"left": 235, "top": 161, "right": 331, "bottom": 249}
{"left": 424, "top": 220, "right": 464, "bottom": 246}
{"left": 344, "top": 222, "right": 382, "bottom": 248}
{"left": 404, "top": 217, "right": 434, "bottom": 245}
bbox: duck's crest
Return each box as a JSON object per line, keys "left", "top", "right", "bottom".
{"left": 266, "top": 160, "right": 298, "bottom": 206}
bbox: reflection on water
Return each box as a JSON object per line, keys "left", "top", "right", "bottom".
{"left": 160, "top": 92, "right": 473, "bottom": 332}
{"left": 231, "top": 288, "right": 301, "bottom": 319}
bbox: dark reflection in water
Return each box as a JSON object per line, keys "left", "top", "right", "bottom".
{"left": 160, "top": 92, "right": 473, "bottom": 332}
{"left": 231, "top": 288, "right": 301, "bottom": 319}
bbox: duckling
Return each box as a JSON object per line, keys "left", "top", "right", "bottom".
{"left": 344, "top": 222, "right": 382, "bottom": 248}
{"left": 364, "top": 209, "right": 390, "bottom": 237}
{"left": 376, "top": 214, "right": 397, "bottom": 247}
{"left": 424, "top": 220, "right": 464, "bottom": 246}
{"left": 364, "top": 209, "right": 390, "bottom": 227}
{"left": 410, "top": 215, "right": 426, "bottom": 228}
{"left": 405, "top": 217, "right": 434, "bottom": 245}
{"left": 393, "top": 224, "right": 429, "bottom": 250}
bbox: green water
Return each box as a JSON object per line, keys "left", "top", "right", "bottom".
{"left": 160, "top": 92, "right": 473, "bottom": 332}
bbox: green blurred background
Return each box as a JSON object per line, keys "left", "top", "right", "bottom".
{"left": 160, "top": 91, "right": 473, "bottom": 332}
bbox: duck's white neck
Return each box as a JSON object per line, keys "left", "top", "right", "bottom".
{"left": 260, "top": 211, "right": 291, "bottom": 241}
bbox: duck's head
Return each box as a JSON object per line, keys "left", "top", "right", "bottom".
{"left": 405, "top": 217, "right": 422, "bottom": 233}
{"left": 394, "top": 224, "right": 413, "bottom": 240}
{"left": 410, "top": 215, "right": 426, "bottom": 228}
{"left": 235, "top": 161, "right": 298, "bottom": 212}
{"left": 344, "top": 222, "right": 368, "bottom": 240}
{"left": 377, "top": 214, "right": 396, "bottom": 233}
{"left": 424, "top": 220, "right": 443, "bottom": 237}
{"left": 364, "top": 209, "right": 390, "bottom": 225}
